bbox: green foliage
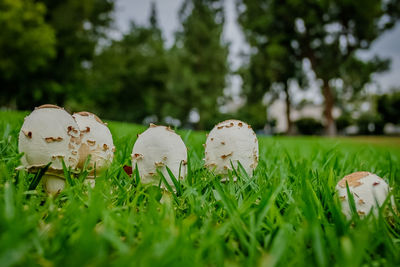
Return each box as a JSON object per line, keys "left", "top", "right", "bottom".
{"left": 0, "top": 0, "right": 114, "bottom": 110}
{"left": 88, "top": 19, "right": 169, "bottom": 123}
{"left": 235, "top": 102, "right": 267, "bottom": 130}
{"left": 377, "top": 90, "right": 400, "bottom": 125}
{"left": 34, "top": 0, "right": 114, "bottom": 110}
{"left": 338, "top": 56, "right": 390, "bottom": 101}
{"left": 1, "top": 111, "right": 400, "bottom": 265}
{"left": 237, "top": 0, "right": 308, "bottom": 132}
{"left": 0, "top": 0, "right": 56, "bottom": 107}
{"left": 174, "top": 0, "right": 229, "bottom": 129}
{"left": 295, "top": 117, "right": 324, "bottom": 135}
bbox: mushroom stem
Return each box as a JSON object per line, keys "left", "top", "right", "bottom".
{"left": 43, "top": 175, "right": 65, "bottom": 195}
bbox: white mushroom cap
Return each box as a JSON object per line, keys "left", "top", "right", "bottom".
{"left": 204, "top": 119, "right": 259, "bottom": 176}
{"left": 131, "top": 124, "right": 187, "bottom": 187}
{"left": 18, "top": 104, "right": 80, "bottom": 173}
{"left": 72, "top": 111, "right": 115, "bottom": 175}
{"left": 336, "top": 171, "right": 392, "bottom": 219}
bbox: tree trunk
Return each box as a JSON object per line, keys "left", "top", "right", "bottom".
{"left": 322, "top": 79, "right": 337, "bottom": 136}
{"left": 283, "top": 83, "right": 294, "bottom": 135}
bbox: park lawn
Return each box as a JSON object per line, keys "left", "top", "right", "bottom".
{"left": 0, "top": 110, "right": 399, "bottom": 266}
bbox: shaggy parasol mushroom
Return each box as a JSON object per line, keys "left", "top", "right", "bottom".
{"left": 336, "top": 171, "right": 393, "bottom": 219}
{"left": 131, "top": 124, "right": 187, "bottom": 188}
{"left": 204, "top": 119, "right": 259, "bottom": 177}
{"left": 18, "top": 104, "right": 81, "bottom": 194}
{"left": 72, "top": 112, "right": 115, "bottom": 184}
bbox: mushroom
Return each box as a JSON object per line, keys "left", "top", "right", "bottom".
{"left": 131, "top": 124, "right": 187, "bottom": 188}
{"left": 72, "top": 111, "right": 115, "bottom": 184}
{"left": 336, "top": 171, "right": 393, "bottom": 219}
{"left": 18, "top": 104, "right": 81, "bottom": 194}
{"left": 204, "top": 119, "right": 258, "bottom": 177}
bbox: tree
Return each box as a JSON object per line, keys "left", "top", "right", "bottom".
{"left": 236, "top": 53, "right": 270, "bottom": 130}
{"left": 0, "top": 0, "right": 55, "bottom": 108}
{"left": 237, "top": 0, "right": 307, "bottom": 134}
{"left": 288, "top": 0, "right": 399, "bottom": 135}
{"left": 88, "top": 4, "right": 169, "bottom": 123}
{"left": 35, "top": 0, "right": 114, "bottom": 109}
{"left": 237, "top": 0, "right": 400, "bottom": 135}
{"left": 174, "top": 0, "right": 229, "bottom": 129}
{"left": 0, "top": 0, "right": 114, "bottom": 110}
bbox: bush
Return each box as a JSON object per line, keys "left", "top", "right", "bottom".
{"left": 357, "top": 113, "right": 384, "bottom": 135}
{"left": 377, "top": 91, "right": 400, "bottom": 125}
{"left": 295, "top": 117, "right": 323, "bottom": 135}
{"left": 336, "top": 114, "right": 353, "bottom": 132}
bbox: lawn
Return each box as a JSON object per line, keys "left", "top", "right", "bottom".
{"left": 0, "top": 110, "right": 399, "bottom": 266}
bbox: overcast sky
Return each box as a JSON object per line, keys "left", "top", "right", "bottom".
{"left": 112, "top": 0, "right": 400, "bottom": 103}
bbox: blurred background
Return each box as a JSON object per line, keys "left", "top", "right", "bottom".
{"left": 1, "top": 0, "right": 399, "bottom": 136}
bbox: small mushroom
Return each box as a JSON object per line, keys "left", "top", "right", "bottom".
{"left": 72, "top": 112, "right": 115, "bottom": 180}
{"left": 131, "top": 124, "right": 187, "bottom": 188}
{"left": 18, "top": 104, "right": 81, "bottom": 194}
{"left": 336, "top": 171, "right": 394, "bottom": 219}
{"left": 204, "top": 119, "right": 259, "bottom": 177}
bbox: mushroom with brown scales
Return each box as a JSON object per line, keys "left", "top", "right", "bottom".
{"left": 336, "top": 171, "right": 395, "bottom": 219}
{"left": 72, "top": 111, "right": 115, "bottom": 185}
{"left": 18, "top": 104, "right": 81, "bottom": 194}
{"left": 204, "top": 119, "right": 259, "bottom": 177}
{"left": 131, "top": 124, "right": 187, "bottom": 188}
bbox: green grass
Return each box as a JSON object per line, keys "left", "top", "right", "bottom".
{"left": 0, "top": 110, "right": 399, "bottom": 266}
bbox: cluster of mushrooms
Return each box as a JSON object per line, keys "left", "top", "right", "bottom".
{"left": 18, "top": 104, "right": 115, "bottom": 194}
{"left": 19, "top": 104, "right": 394, "bottom": 219}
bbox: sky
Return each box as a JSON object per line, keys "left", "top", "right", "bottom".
{"left": 112, "top": 0, "right": 400, "bottom": 105}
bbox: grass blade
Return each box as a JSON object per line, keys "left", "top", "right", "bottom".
{"left": 28, "top": 162, "right": 51, "bottom": 191}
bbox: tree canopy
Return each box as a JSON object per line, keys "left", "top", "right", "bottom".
{"left": 237, "top": 0, "right": 400, "bottom": 135}
{"left": 0, "top": 0, "right": 399, "bottom": 133}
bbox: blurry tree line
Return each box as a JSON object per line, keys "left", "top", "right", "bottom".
{"left": 1, "top": 0, "right": 400, "bottom": 134}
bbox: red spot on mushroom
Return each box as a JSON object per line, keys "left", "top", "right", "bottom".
{"left": 123, "top": 165, "right": 132, "bottom": 176}
{"left": 373, "top": 182, "right": 380, "bottom": 186}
